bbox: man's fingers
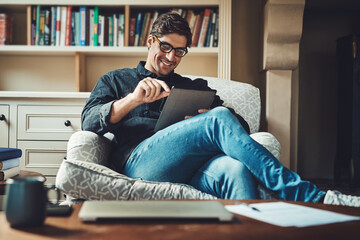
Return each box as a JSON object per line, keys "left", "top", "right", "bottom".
{"left": 156, "top": 79, "right": 170, "bottom": 92}
{"left": 198, "top": 109, "right": 210, "bottom": 113}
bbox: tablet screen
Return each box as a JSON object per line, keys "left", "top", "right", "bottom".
{"left": 154, "top": 88, "right": 216, "bottom": 132}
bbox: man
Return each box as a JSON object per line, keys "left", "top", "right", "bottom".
{"left": 82, "top": 12, "right": 359, "bottom": 206}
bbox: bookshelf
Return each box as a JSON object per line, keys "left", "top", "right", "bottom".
{"left": 0, "top": 0, "right": 231, "bottom": 192}
{"left": 0, "top": 0, "right": 231, "bottom": 92}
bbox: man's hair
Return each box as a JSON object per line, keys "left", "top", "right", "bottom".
{"left": 150, "top": 12, "right": 192, "bottom": 47}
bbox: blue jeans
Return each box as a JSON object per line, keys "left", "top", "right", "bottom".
{"left": 123, "top": 107, "right": 325, "bottom": 201}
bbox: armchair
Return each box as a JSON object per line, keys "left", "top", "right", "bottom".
{"left": 56, "top": 76, "right": 280, "bottom": 202}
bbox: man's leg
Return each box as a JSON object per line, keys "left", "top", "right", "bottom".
{"left": 188, "top": 154, "right": 259, "bottom": 199}
{"left": 123, "top": 107, "right": 325, "bottom": 202}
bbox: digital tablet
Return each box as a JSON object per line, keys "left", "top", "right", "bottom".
{"left": 154, "top": 88, "right": 216, "bottom": 132}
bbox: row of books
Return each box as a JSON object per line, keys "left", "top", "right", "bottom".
{"left": 30, "top": 6, "right": 219, "bottom": 48}
{"left": 0, "top": 148, "right": 21, "bottom": 181}
{"left": 0, "top": 13, "right": 13, "bottom": 45}
{"left": 124, "top": 8, "right": 219, "bottom": 47}
{"left": 31, "top": 6, "right": 125, "bottom": 47}
{"left": 170, "top": 8, "right": 219, "bottom": 48}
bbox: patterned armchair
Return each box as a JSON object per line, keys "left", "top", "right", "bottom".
{"left": 56, "top": 76, "right": 281, "bottom": 203}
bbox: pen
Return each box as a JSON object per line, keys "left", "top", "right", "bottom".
{"left": 234, "top": 201, "right": 261, "bottom": 212}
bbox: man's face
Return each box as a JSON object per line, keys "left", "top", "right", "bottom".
{"left": 145, "top": 33, "right": 187, "bottom": 77}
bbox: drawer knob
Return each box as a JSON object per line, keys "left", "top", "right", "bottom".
{"left": 0, "top": 114, "right": 5, "bottom": 121}
{"left": 64, "top": 120, "right": 71, "bottom": 127}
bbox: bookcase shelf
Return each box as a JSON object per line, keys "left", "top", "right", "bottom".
{"left": 0, "top": 0, "right": 231, "bottom": 93}
{"left": 0, "top": 45, "right": 218, "bottom": 56}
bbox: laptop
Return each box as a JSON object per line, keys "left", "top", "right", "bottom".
{"left": 78, "top": 200, "right": 234, "bottom": 222}
{"left": 154, "top": 88, "right": 216, "bottom": 132}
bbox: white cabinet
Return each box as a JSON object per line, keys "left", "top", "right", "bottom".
{"left": 0, "top": 105, "right": 9, "bottom": 147}
{"left": 0, "top": 92, "right": 89, "bottom": 182}
{"left": 17, "top": 105, "right": 82, "bottom": 141}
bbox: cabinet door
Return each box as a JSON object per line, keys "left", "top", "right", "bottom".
{"left": 0, "top": 105, "right": 9, "bottom": 147}
{"left": 18, "top": 105, "right": 83, "bottom": 141}
{"left": 17, "top": 140, "right": 67, "bottom": 175}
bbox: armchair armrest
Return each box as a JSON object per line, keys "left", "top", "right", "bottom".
{"left": 250, "top": 132, "right": 281, "bottom": 160}
{"left": 66, "top": 131, "right": 112, "bottom": 166}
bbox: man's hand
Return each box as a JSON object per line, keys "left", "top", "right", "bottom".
{"left": 131, "top": 77, "right": 170, "bottom": 104}
{"left": 110, "top": 77, "right": 170, "bottom": 124}
{"left": 184, "top": 109, "right": 210, "bottom": 120}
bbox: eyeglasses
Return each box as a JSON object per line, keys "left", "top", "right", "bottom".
{"left": 153, "top": 35, "right": 188, "bottom": 57}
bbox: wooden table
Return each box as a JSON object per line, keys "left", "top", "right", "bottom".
{"left": 1, "top": 200, "right": 360, "bottom": 240}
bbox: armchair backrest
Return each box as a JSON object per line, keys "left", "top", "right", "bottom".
{"left": 185, "top": 75, "right": 260, "bottom": 134}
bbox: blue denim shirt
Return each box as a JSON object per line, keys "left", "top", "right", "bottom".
{"left": 81, "top": 62, "right": 250, "bottom": 170}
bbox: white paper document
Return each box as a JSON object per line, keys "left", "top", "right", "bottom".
{"left": 225, "top": 202, "right": 360, "bottom": 227}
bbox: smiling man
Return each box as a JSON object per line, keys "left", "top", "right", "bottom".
{"left": 81, "top": 12, "right": 360, "bottom": 206}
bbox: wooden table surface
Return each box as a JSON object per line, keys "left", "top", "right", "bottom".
{"left": 1, "top": 200, "right": 360, "bottom": 240}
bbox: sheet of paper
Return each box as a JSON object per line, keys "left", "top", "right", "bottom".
{"left": 225, "top": 202, "right": 360, "bottom": 227}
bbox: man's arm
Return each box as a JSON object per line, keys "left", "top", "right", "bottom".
{"left": 82, "top": 75, "right": 171, "bottom": 135}
{"left": 109, "top": 77, "right": 170, "bottom": 124}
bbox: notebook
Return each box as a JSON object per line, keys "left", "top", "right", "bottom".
{"left": 154, "top": 88, "right": 216, "bottom": 132}
{"left": 78, "top": 200, "right": 233, "bottom": 222}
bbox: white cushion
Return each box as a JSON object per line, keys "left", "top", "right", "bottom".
{"left": 56, "top": 159, "right": 216, "bottom": 201}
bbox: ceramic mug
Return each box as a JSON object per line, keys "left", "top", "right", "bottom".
{"left": 3, "top": 176, "right": 60, "bottom": 228}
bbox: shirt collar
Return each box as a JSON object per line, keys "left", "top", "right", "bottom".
{"left": 136, "top": 61, "right": 175, "bottom": 81}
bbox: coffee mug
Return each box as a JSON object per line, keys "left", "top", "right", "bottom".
{"left": 3, "top": 176, "right": 60, "bottom": 228}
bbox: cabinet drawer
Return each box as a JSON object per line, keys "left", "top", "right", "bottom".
{"left": 0, "top": 105, "right": 9, "bottom": 147}
{"left": 18, "top": 141, "right": 67, "bottom": 175}
{"left": 18, "top": 105, "right": 83, "bottom": 140}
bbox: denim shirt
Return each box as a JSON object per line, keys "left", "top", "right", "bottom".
{"left": 81, "top": 61, "right": 250, "bottom": 170}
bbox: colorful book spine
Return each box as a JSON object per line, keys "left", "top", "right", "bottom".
{"left": 89, "top": 9, "right": 95, "bottom": 46}
{"left": 108, "top": 16, "right": 113, "bottom": 46}
{"left": 60, "top": 6, "right": 67, "bottom": 46}
{"left": 0, "top": 158, "right": 20, "bottom": 171}
{"left": 98, "top": 15, "right": 105, "bottom": 46}
{"left": 191, "top": 11, "right": 204, "bottom": 47}
{"left": 44, "top": 9, "right": 51, "bottom": 45}
{"left": 35, "top": 5, "right": 41, "bottom": 45}
{"left": 208, "top": 11, "right": 217, "bottom": 47}
{"left": 113, "top": 14, "right": 118, "bottom": 47}
{"left": 39, "top": 10, "right": 46, "bottom": 45}
{"left": 118, "top": 14, "right": 125, "bottom": 47}
{"left": 198, "top": 8, "right": 211, "bottom": 47}
{"left": 79, "top": 6, "right": 87, "bottom": 46}
{"left": 31, "top": 6, "right": 37, "bottom": 45}
{"left": 71, "top": 10, "right": 76, "bottom": 46}
{"left": 75, "top": 11, "right": 80, "bottom": 46}
{"left": 0, "top": 13, "right": 12, "bottom": 45}
{"left": 134, "top": 12, "right": 142, "bottom": 46}
{"left": 129, "top": 17, "right": 136, "bottom": 46}
{"left": 213, "top": 12, "right": 219, "bottom": 47}
{"left": 140, "top": 12, "right": 151, "bottom": 46}
{"left": 55, "top": 6, "right": 61, "bottom": 46}
{"left": 104, "top": 16, "right": 109, "bottom": 46}
{"left": 93, "top": 6, "right": 99, "bottom": 46}
{"left": 65, "top": 5, "right": 72, "bottom": 46}
{"left": 50, "top": 6, "right": 57, "bottom": 46}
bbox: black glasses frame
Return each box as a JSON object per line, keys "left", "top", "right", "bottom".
{"left": 153, "top": 35, "right": 188, "bottom": 57}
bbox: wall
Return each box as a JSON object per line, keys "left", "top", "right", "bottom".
{"left": 231, "top": 0, "right": 267, "bottom": 131}
{"left": 297, "top": 0, "right": 360, "bottom": 179}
